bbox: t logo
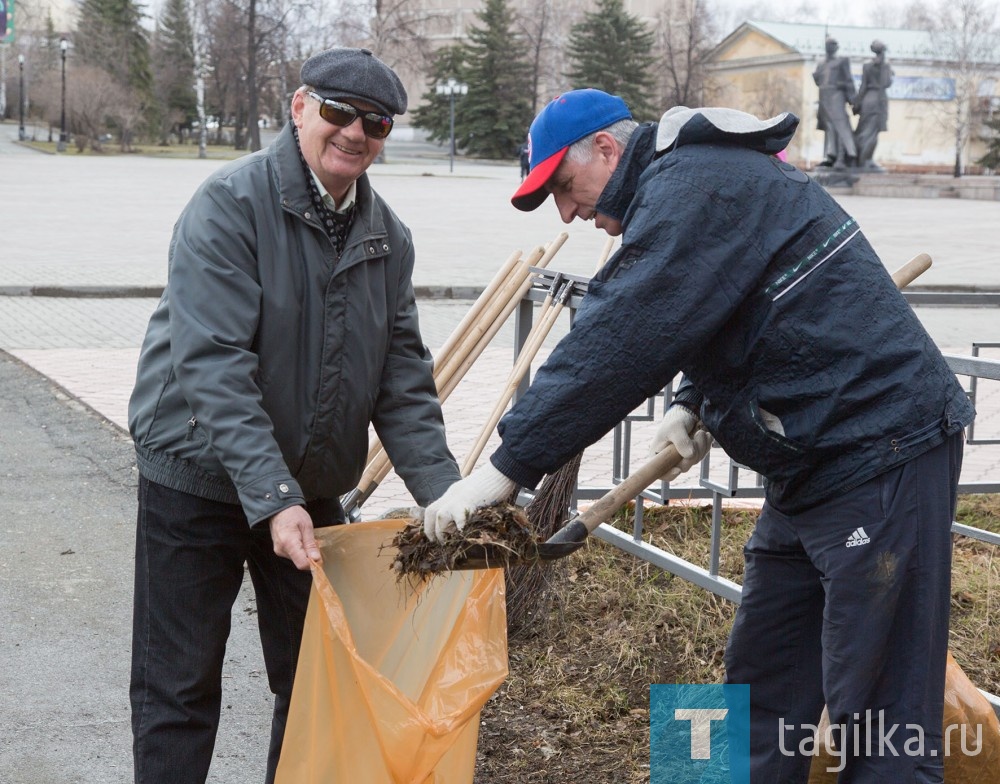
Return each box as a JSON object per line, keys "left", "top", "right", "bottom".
{"left": 675, "top": 707, "right": 729, "bottom": 759}
{"left": 650, "top": 684, "right": 749, "bottom": 783}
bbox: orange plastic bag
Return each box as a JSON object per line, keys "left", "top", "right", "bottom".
{"left": 808, "top": 652, "right": 1000, "bottom": 782}
{"left": 274, "top": 520, "right": 509, "bottom": 784}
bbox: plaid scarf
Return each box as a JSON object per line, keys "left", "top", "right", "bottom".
{"left": 293, "top": 126, "right": 354, "bottom": 256}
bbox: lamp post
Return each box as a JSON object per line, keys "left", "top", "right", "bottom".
{"left": 57, "top": 37, "right": 67, "bottom": 152}
{"left": 18, "top": 53, "right": 25, "bottom": 141}
{"left": 435, "top": 78, "right": 468, "bottom": 173}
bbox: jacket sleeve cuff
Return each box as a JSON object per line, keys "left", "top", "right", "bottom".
{"left": 238, "top": 473, "right": 306, "bottom": 526}
{"left": 490, "top": 445, "right": 544, "bottom": 490}
{"left": 670, "top": 376, "right": 704, "bottom": 417}
{"left": 414, "top": 469, "right": 463, "bottom": 507}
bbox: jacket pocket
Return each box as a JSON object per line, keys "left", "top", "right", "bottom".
{"left": 703, "top": 390, "right": 809, "bottom": 480}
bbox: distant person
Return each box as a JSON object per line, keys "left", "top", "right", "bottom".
{"left": 127, "top": 47, "right": 460, "bottom": 784}
{"left": 424, "top": 89, "right": 973, "bottom": 782}
{"left": 813, "top": 36, "right": 858, "bottom": 169}
{"left": 518, "top": 138, "right": 531, "bottom": 180}
{"left": 853, "top": 39, "right": 894, "bottom": 171}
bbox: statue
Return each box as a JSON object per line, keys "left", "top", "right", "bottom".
{"left": 853, "top": 40, "right": 894, "bottom": 171}
{"left": 813, "top": 36, "right": 857, "bottom": 169}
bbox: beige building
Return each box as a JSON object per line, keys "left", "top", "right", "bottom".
{"left": 705, "top": 20, "right": 1000, "bottom": 173}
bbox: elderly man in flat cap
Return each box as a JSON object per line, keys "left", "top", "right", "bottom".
{"left": 128, "top": 47, "right": 460, "bottom": 783}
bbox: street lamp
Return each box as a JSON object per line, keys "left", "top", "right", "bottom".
{"left": 57, "top": 37, "right": 68, "bottom": 152}
{"left": 18, "top": 54, "right": 25, "bottom": 142}
{"left": 435, "top": 78, "right": 468, "bottom": 173}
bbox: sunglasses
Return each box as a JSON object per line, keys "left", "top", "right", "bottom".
{"left": 307, "top": 92, "right": 393, "bottom": 139}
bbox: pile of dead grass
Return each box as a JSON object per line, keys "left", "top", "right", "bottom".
{"left": 390, "top": 502, "right": 536, "bottom": 576}
{"left": 475, "top": 499, "right": 1000, "bottom": 784}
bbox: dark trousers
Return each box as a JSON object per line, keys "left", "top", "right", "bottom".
{"left": 130, "top": 477, "right": 344, "bottom": 784}
{"left": 725, "top": 432, "right": 963, "bottom": 783}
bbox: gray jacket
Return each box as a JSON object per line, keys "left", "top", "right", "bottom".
{"left": 129, "top": 123, "right": 459, "bottom": 524}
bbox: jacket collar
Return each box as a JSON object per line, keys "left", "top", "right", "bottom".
{"left": 656, "top": 107, "right": 798, "bottom": 155}
{"left": 595, "top": 122, "right": 657, "bottom": 225}
{"left": 270, "top": 123, "right": 385, "bottom": 240}
{"left": 594, "top": 109, "right": 800, "bottom": 225}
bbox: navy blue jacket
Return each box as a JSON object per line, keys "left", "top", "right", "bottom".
{"left": 493, "top": 113, "right": 973, "bottom": 514}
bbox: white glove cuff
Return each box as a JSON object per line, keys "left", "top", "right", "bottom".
{"left": 667, "top": 403, "right": 699, "bottom": 430}
{"left": 474, "top": 461, "right": 518, "bottom": 503}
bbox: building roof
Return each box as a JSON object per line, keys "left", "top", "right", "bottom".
{"left": 717, "top": 20, "right": 935, "bottom": 61}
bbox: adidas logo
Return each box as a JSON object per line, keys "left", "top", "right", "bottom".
{"left": 845, "top": 527, "right": 871, "bottom": 548}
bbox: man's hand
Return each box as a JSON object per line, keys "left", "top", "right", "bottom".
{"left": 422, "top": 462, "right": 517, "bottom": 542}
{"left": 648, "top": 404, "right": 713, "bottom": 482}
{"left": 269, "top": 505, "right": 321, "bottom": 570}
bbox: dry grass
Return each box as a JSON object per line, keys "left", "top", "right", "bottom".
{"left": 475, "top": 498, "right": 1000, "bottom": 784}
{"left": 950, "top": 496, "right": 1000, "bottom": 683}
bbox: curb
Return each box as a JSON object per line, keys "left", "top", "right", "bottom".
{"left": 0, "top": 284, "right": 491, "bottom": 299}
{"left": 4, "top": 284, "right": 1000, "bottom": 299}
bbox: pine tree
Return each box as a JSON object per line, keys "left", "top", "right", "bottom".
{"left": 42, "top": 13, "right": 61, "bottom": 73}
{"left": 978, "top": 114, "right": 1000, "bottom": 171}
{"left": 410, "top": 45, "right": 467, "bottom": 147}
{"left": 152, "top": 0, "right": 197, "bottom": 141}
{"left": 565, "top": 0, "right": 657, "bottom": 120}
{"left": 459, "top": 0, "right": 534, "bottom": 159}
{"left": 76, "top": 0, "right": 153, "bottom": 106}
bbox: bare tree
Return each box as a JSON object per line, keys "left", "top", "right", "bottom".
{"left": 37, "top": 63, "right": 137, "bottom": 151}
{"left": 197, "top": 0, "right": 306, "bottom": 151}
{"left": 868, "top": 0, "right": 936, "bottom": 28}
{"left": 515, "top": 0, "right": 554, "bottom": 115}
{"left": 506, "top": 0, "right": 589, "bottom": 107}
{"left": 742, "top": 69, "right": 802, "bottom": 119}
{"left": 929, "top": 0, "right": 1000, "bottom": 176}
{"left": 655, "top": 0, "right": 719, "bottom": 110}
{"left": 331, "top": 0, "right": 436, "bottom": 88}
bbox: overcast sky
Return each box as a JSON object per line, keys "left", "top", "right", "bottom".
{"left": 712, "top": 0, "right": 880, "bottom": 31}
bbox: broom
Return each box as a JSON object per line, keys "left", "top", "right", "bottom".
{"left": 505, "top": 453, "right": 583, "bottom": 639}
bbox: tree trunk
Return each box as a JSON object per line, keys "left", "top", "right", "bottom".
{"left": 246, "top": 0, "right": 261, "bottom": 152}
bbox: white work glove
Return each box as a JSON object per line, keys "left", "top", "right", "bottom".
{"left": 422, "top": 462, "right": 518, "bottom": 542}
{"left": 648, "top": 404, "right": 713, "bottom": 482}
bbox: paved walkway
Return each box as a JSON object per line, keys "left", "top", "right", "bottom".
{"left": 2, "top": 120, "right": 1000, "bottom": 517}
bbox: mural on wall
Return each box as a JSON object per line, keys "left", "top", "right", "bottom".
{"left": 882, "top": 77, "right": 956, "bottom": 102}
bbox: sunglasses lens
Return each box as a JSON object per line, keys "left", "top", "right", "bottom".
{"left": 361, "top": 114, "right": 393, "bottom": 139}
{"left": 311, "top": 93, "right": 392, "bottom": 140}
{"left": 318, "top": 102, "right": 357, "bottom": 128}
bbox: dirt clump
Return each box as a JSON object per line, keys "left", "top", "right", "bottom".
{"left": 390, "top": 502, "right": 539, "bottom": 577}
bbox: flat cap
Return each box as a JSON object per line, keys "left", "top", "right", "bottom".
{"left": 300, "top": 47, "right": 407, "bottom": 116}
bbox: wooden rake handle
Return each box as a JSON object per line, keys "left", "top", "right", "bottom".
{"left": 461, "top": 276, "right": 572, "bottom": 475}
